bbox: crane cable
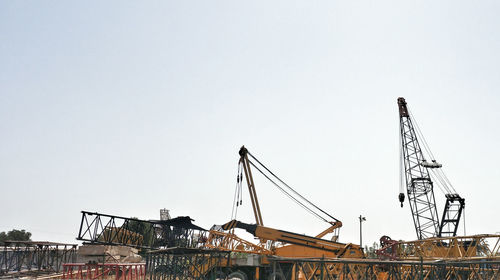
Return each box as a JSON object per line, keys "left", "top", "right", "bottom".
{"left": 463, "top": 207, "right": 467, "bottom": 236}
{"left": 400, "top": 116, "right": 450, "bottom": 196}
{"left": 408, "top": 109, "right": 458, "bottom": 195}
{"left": 437, "top": 168, "right": 457, "bottom": 193}
{"left": 429, "top": 169, "right": 452, "bottom": 195}
{"left": 408, "top": 109, "right": 436, "bottom": 161}
{"left": 399, "top": 122, "right": 405, "bottom": 195}
{"left": 247, "top": 151, "right": 339, "bottom": 223}
{"left": 230, "top": 162, "right": 243, "bottom": 221}
{"left": 248, "top": 160, "right": 329, "bottom": 223}
{"left": 410, "top": 110, "right": 456, "bottom": 194}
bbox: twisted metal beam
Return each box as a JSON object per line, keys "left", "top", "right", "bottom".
{"left": 77, "top": 211, "right": 206, "bottom": 249}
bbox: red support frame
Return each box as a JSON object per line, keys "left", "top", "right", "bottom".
{"left": 62, "top": 263, "right": 146, "bottom": 280}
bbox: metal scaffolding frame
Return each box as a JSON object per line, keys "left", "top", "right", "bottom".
{"left": 77, "top": 211, "right": 206, "bottom": 249}
{"left": 268, "top": 257, "right": 500, "bottom": 280}
{"left": 0, "top": 241, "right": 77, "bottom": 277}
{"left": 377, "top": 234, "right": 500, "bottom": 261}
{"left": 146, "top": 248, "right": 230, "bottom": 280}
{"left": 145, "top": 251, "right": 500, "bottom": 280}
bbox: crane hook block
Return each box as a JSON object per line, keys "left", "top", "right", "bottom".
{"left": 399, "top": 193, "right": 405, "bottom": 208}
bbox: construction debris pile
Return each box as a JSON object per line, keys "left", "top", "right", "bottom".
{"left": 77, "top": 245, "right": 142, "bottom": 264}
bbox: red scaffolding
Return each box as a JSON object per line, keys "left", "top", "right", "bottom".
{"left": 62, "top": 263, "right": 145, "bottom": 280}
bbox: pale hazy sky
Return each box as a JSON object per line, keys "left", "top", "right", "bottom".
{"left": 1, "top": 1, "right": 499, "bottom": 247}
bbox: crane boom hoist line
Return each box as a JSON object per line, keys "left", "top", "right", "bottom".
{"left": 397, "top": 97, "right": 465, "bottom": 240}
{"left": 234, "top": 146, "right": 342, "bottom": 240}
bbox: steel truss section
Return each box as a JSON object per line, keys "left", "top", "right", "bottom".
{"left": 439, "top": 194, "right": 465, "bottom": 237}
{"left": 77, "top": 211, "right": 206, "bottom": 249}
{"left": 399, "top": 111, "right": 440, "bottom": 239}
{"left": 146, "top": 248, "right": 230, "bottom": 280}
{"left": 0, "top": 241, "right": 77, "bottom": 277}
{"left": 269, "top": 257, "right": 500, "bottom": 280}
{"left": 204, "top": 229, "right": 272, "bottom": 255}
{"left": 377, "top": 234, "right": 500, "bottom": 261}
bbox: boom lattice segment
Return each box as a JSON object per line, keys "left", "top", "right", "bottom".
{"left": 398, "top": 98, "right": 440, "bottom": 239}
{"left": 77, "top": 211, "right": 206, "bottom": 249}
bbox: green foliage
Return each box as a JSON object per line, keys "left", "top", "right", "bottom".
{"left": 0, "top": 229, "right": 32, "bottom": 244}
{"left": 0, "top": 232, "right": 6, "bottom": 244}
{"left": 364, "top": 242, "right": 379, "bottom": 259}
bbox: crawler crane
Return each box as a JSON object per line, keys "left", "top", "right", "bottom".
{"left": 397, "top": 97, "right": 465, "bottom": 239}
{"left": 376, "top": 98, "right": 500, "bottom": 262}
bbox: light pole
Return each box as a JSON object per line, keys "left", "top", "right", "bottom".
{"left": 359, "top": 215, "right": 366, "bottom": 248}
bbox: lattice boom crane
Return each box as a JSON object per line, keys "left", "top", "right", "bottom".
{"left": 397, "top": 97, "right": 465, "bottom": 239}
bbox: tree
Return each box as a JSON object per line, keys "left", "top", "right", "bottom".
{"left": 364, "top": 242, "right": 379, "bottom": 259}
{"left": 0, "top": 229, "right": 32, "bottom": 244}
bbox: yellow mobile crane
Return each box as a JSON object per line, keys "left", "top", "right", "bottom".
{"left": 221, "top": 219, "right": 363, "bottom": 259}
{"left": 204, "top": 146, "right": 364, "bottom": 279}
{"left": 226, "top": 146, "right": 362, "bottom": 257}
{"left": 205, "top": 146, "right": 364, "bottom": 279}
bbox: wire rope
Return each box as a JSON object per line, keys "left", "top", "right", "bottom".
{"left": 409, "top": 109, "right": 436, "bottom": 161}
{"left": 248, "top": 160, "right": 328, "bottom": 223}
{"left": 399, "top": 121, "right": 405, "bottom": 194}
{"left": 248, "top": 152, "right": 339, "bottom": 223}
{"left": 231, "top": 162, "right": 243, "bottom": 221}
{"left": 429, "top": 169, "right": 450, "bottom": 195}
{"left": 463, "top": 206, "right": 466, "bottom": 236}
{"left": 437, "top": 168, "right": 457, "bottom": 194}
{"left": 408, "top": 109, "right": 460, "bottom": 195}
